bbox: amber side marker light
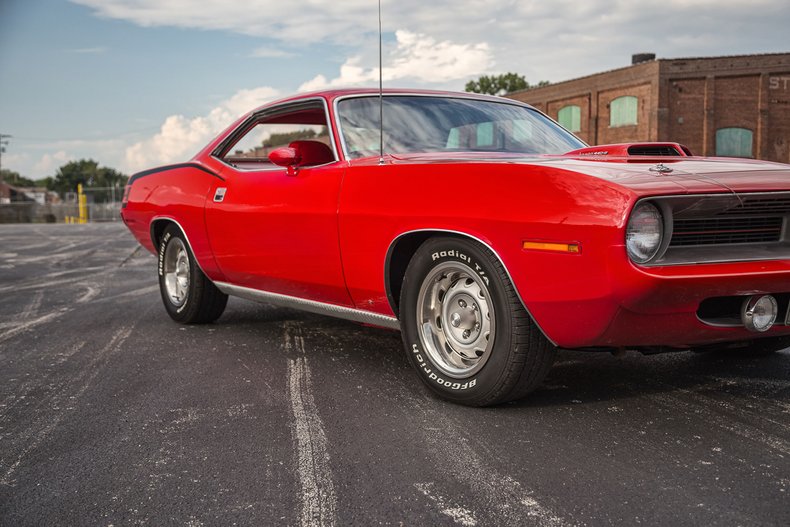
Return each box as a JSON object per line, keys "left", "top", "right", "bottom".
{"left": 522, "top": 241, "right": 581, "bottom": 254}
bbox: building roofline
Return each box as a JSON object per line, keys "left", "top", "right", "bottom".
{"left": 507, "top": 51, "right": 790, "bottom": 96}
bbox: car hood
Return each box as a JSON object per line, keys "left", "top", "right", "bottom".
{"left": 386, "top": 153, "right": 790, "bottom": 196}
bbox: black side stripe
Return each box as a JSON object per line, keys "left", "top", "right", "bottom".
{"left": 127, "top": 163, "right": 224, "bottom": 184}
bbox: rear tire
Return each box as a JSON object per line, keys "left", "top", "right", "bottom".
{"left": 157, "top": 224, "right": 228, "bottom": 324}
{"left": 399, "top": 237, "right": 556, "bottom": 406}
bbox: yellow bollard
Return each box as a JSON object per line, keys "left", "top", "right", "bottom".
{"left": 77, "top": 183, "right": 88, "bottom": 224}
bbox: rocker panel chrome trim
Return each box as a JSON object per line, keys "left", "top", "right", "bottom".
{"left": 215, "top": 282, "right": 401, "bottom": 330}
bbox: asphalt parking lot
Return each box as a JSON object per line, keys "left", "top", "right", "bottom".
{"left": 1, "top": 222, "right": 789, "bottom": 526}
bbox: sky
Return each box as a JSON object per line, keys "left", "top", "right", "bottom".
{"left": 0, "top": 0, "right": 788, "bottom": 179}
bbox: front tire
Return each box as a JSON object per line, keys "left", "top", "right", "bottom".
{"left": 399, "top": 237, "right": 556, "bottom": 406}
{"left": 158, "top": 224, "right": 228, "bottom": 324}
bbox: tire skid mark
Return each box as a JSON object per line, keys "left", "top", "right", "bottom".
{"left": 414, "top": 482, "right": 478, "bottom": 526}
{"left": 640, "top": 373, "right": 790, "bottom": 433}
{"left": 0, "top": 325, "right": 134, "bottom": 486}
{"left": 91, "top": 284, "right": 159, "bottom": 304}
{"left": 0, "top": 341, "right": 87, "bottom": 421}
{"left": 16, "top": 290, "right": 44, "bottom": 321}
{"left": 0, "top": 309, "right": 71, "bottom": 346}
{"left": 76, "top": 284, "right": 102, "bottom": 304}
{"left": 705, "top": 374, "right": 790, "bottom": 401}
{"left": 642, "top": 376, "right": 790, "bottom": 434}
{"left": 413, "top": 398, "right": 569, "bottom": 527}
{"left": 6, "top": 248, "right": 98, "bottom": 266}
{"left": 49, "top": 239, "right": 96, "bottom": 254}
{"left": 689, "top": 381, "right": 790, "bottom": 433}
{"left": 647, "top": 391, "right": 790, "bottom": 456}
{"left": 119, "top": 245, "right": 143, "bottom": 267}
{"left": 284, "top": 322, "right": 337, "bottom": 527}
{"left": 0, "top": 267, "right": 108, "bottom": 294}
{"left": 10, "top": 242, "right": 51, "bottom": 252}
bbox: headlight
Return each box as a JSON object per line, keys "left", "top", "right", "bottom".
{"left": 626, "top": 202, "right": 663, "bottom": 263}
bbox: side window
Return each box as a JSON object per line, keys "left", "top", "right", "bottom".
{"left": 609, "top": 96, "right": 638, "bottom": 127}
{"left": 716, "top": 127, "right": 753, "bottom": 158}
{"left": 220, "top": 105, "right": 333, "bottom": 169}
{"left": 557, "top": 105, "right": 581, "bottom": 133}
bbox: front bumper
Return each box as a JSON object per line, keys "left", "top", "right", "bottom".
{"left": 523, "top": 246, "right": 790, "bottom": 349}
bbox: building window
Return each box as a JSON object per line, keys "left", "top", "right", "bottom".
{"left": 715, "top": 127, "right": 753, "bottom": 158}
{"left": 476, "top": 122, "right": 494, "bottom": 147}
{"left": 557, "top": 105, "right": 581, "bottom": 132}
{"left": 609, "top": 96, "right": 638, "bottom": 127}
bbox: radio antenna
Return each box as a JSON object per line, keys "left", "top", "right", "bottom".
{"left": 377, "top": 0, "right": 384, "bottom": 165}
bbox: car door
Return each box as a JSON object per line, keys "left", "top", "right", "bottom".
{"left": 204, "top": 99, "right": 352, "bottom": 307}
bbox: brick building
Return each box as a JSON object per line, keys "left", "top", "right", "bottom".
{"left": 507, "top": 53, "right": 790, "bottom": 163}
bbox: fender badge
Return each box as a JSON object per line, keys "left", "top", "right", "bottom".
{"left": 649, "top": 163, "right": 673, "bottom": 174}
{"left": 213, "top": 187, "right": 227, "bottom": 202}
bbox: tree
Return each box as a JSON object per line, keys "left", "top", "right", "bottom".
{"left": 52, "top": 159, "right": 128, "bottom": 202}
{"left": 1, "top": 169, "right": 32, "bottom": 187}
{"left": 0, "top": 168, "right": 49, "bottom": 188}
{"left": 464, "top": 73, "right": 550, "bottom": 96}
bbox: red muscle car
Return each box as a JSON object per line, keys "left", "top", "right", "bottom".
{"left": 121, "top": 88, "right": 790, "bottom": 406}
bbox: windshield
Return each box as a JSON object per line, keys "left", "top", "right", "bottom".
{"left": 336, "top": 95, "right": 585, "bottom": 159}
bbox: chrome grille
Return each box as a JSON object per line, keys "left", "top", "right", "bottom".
{"left": 670, "top": 217, "right": 783, "bottom": 246}
{"left": 643, "top": 191, "right": 790, "bottom": 265}
{"left": 717, "top": 197, "right": 790, "bottom": 216}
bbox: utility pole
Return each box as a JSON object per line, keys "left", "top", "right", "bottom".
{"left": 0, "top": 134, "right": 11, "bottom": 183}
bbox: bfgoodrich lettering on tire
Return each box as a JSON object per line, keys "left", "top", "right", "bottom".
{"left": 158, "top": 224, "right": 228, "bottom": 324}
{"left": 399, "top": 237, "right": 556, "bottom": 406}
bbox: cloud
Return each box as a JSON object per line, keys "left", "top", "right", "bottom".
{"left": 299, "top": 30, "right": 491, "bottom": 92}
{"left": 70, "top": 0, "right": 376, "bottom": 44}
{"left": 2, "top": 152, "right": 32, "bottom": 171}
{"left": 64, "top": 46, "right": 107, "bottom": 54}
{"left": 124, "top": 86, "right": 280, "bottom": 172}
{"left": 70, "top": 0, "right": 790, "bottom": 84}
{"left": 33, "top": 151, "right": 73, "bottom": 174}
{"left": 250, "top": 47, "right": 295, "bottom": 59}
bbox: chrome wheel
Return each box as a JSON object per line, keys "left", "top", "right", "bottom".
{"left": 163, "top": 237, "right": 190, "bottom": 307}
{"left": 417, "top": 261, "right": 495, "bottom": 378}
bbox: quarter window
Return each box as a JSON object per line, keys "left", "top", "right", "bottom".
{"left": 609, "top": 96, "right": 638, "bottom": 127}
{"left": 557, "top": 105, "right": 581, "bottom": 132}
{"left": 715, "top": 127, "right": 753, "bottom": 158}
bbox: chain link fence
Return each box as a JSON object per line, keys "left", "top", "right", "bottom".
{"left": 0, "top": 202, "right": 122, "bottom": 223}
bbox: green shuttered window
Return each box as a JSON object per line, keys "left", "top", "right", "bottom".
{"left": 715, "top": 127, "right": 753, "bottom": 158}
{"left": 609, "top": 96, "right": 638, "bottom": 127}
{"left": 557, "top": 105, "right": 581, "bottom": 132}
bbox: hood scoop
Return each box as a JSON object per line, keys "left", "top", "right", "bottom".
{"left": 564, "top": 142, "right": 693, "bottom": 158}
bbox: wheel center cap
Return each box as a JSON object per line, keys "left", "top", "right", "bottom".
{"left": 444, "top": 292, "right": 481, "bottom": 345}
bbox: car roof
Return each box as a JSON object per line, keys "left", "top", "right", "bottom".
{"left": 251, "top": 88, "right": 532, "bottom": 114}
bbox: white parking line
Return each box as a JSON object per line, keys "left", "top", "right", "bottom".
{"left": 285, "top": 324, "right": 337, "bottom": 527}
